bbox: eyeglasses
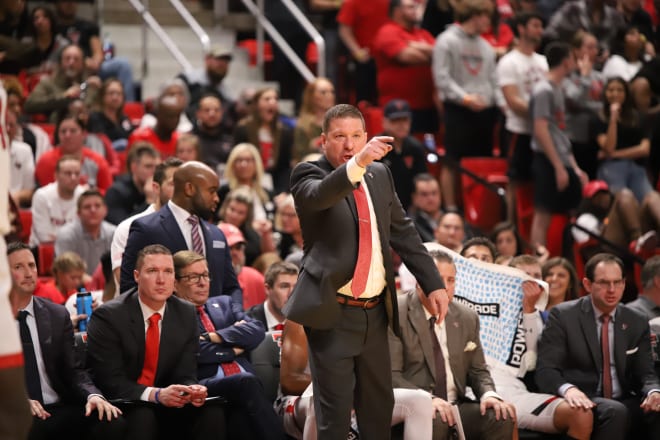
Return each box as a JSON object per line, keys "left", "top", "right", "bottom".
{"left": 592, "top": 279, "right": 625, "bottom": 289}
{"left": 178, "top": 272, "right": 211, "bottom": 284}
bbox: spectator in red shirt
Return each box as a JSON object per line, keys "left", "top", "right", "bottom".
{"left": 373, "top": 0, "right": 439, "bottom": 134}
{"left": 128, "top": 94, "right": 183, "bottom": 158}
{"left": 338, "top": 0, "right": 390, "bottom": 104}
{"left": 35, "top": 114, "right": 112, "bottom": 194}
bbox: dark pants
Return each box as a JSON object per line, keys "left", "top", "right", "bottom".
{"left": 201, "top": 372, "right": 284, "bottom": 440}
{"left": 29, "top": 403, "right": 125, "bottom": 440}
{"left": 592, "top": 397, "right": 660, "bottom": 440}
{"left": 431, "top": 402, "right": 514, "bottom": 440}
{"left": 305, "top": 302, "right": 394, "bottom": 440}
{"left": 118, "top": 400, "right": 226, "bottom": 440}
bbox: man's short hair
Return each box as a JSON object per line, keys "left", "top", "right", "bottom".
{"left": 460, "top": 237, "right": 497, "bottom": 261}
{"left": 545, "top": 41, "right": 572, "bottom": 68}
{"left": 641, "top": 255, "right": 660, "bottom": 290}
{"left": 55, "top": 154, "right": 81, "bottom": 172}
{"left": 127, "top": 142, "right": 159, "bottom": 172}
{"left": 413, "top": 173, "right": 438, "bottom": 190}
{"left": 584, "top": 253, "right": 624, "bottom": 281}
{"left": 264, "top": 261, "right": 299, "bottom": 287}
{"left": 7, "top": 241, "right": 30, "bottom": 256}
{"left": 136, "top": 244, "right": 172, "bottom": 270}
{"left": 322, "top": 104, "right": 365, "bottom": 134}
{"left": 428, "top": 249, "right": 454, "bottom": 266}
{"left": 514, "top": 12, "right": 543, "bottom": 34}
{"left": 52, "top": 252, "right": 87, "bottom": 275}
{"left": 454, "top": 0, "right": 494, "bottom": 23}
{"left": 173, "top": 250, "right": 206, "bottom": 279}
{"left": 509, "top": 254, "right": 540, "bottom": 269}
{"left": 77, "top": 189, "right": 105, "bottom": 211}
{"left": 153, "top": 157, "right": 184, "bottom": 186}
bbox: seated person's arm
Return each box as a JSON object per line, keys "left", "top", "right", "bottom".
{"left": 280, "top": 321, "right": 311, "bottom": 396}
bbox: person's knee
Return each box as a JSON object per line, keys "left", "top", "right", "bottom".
{"left": 482, "top": 407, "right": 515, "bottom": 437}
{"left": 554, "top": 402, "right": 593, "bottom": 436}
{"left": 595, "top": 399, "right": 628, "bottom": 430}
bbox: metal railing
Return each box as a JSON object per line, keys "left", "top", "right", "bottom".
{"left": 239, "top": 0, "right": 321, "bottom": 83}
{"left": 279, "top": 0, "right": 325, "bottom": 78}
{"left": 126, "top": 0, "right": 194, "bottom": 77}
{"left": 169, "top": 0, "right": 211, "bottom": 53}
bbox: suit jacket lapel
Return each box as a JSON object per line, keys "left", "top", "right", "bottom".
{"left": 127, "top": 292, "right": 147, "bottom": 376}
{"left": 161, "top": 206, "right": 188, "bottom": 250}
{"left": 33, "top": 299, "right": 53, "bottom": 379}
{"left": 409, "top": 294, "right": 436, "bottom": 382}
{"left": 579, "top": 297, "right": 602, "bottom": 369}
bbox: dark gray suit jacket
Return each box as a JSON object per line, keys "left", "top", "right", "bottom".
{"left": 389, "top": 291, "right": 496, "bottom": 400}
{"left": 284, "top": 157, "right": 444, "bottom": 333}
{"left": 86, "top": 289, "right": 200, "bottom": 401}
{"left": 536, "top": 296, "right": 659, "bottom": 399}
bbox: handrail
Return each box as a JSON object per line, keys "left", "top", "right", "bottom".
{"left": 126, "top": 0, "right": 194, "bottom": 73}
{"left": 279, "top": 0, "right": 325, "bottom": 78}
{"left": 240, "top": 0, "right": 316, "bottom": 83}
{"left": 169, "top": 0, "right": 211, "bottom": 53}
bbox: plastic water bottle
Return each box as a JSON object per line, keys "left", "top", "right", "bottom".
{"left": 102, "top": 33, "right": 115, "bottom": 61}
{"left": 423, "top": 133, "right": 439, "bottom": 164}
{"left": 76, "top": 288, "right": 93, "bottom": 332}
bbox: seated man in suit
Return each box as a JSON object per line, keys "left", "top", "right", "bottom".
{"left": 247, "top": 261, "right": 299, "bottom": 331}
{"left": 172, "top": 250, "right": 284, "bottom": 440}
{"left": 536, "top": 253, "right": 660, "bottom": 440}
{"left": 86, "top": 244, "right": 226, "bottom": 440}
{"left": 389, "top": 249, "right": 516, "bottom": 440}
{"left": 7, "top": 242, "right": 123, "bottom": 440}
{"left": 119, "top": 161, "right": 242, "bottom": 311}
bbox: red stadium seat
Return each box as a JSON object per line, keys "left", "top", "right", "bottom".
{"left": 18, "top": 210, "right": 32, "bottom": 244}
{"left": 460, "top": 157, "right": 509, "bottom": 234}
{"left": 356, "top": 102, "right": 384, "bottom": 136}
{"left": 38, "top": 243, "right": 55, "bottom": 277}
{"left": 238, "top": 39, "right": 273, "bottom": 66}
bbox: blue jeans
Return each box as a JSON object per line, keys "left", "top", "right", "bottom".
{"left": 100, "top": 56, "right": 135, "bottom": 101}
{"left": 597, "top": 159, "right": 653, "bottom": 203}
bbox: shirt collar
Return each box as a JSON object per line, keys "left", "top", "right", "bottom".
{"left": 264, "top": 300, "right": 283, "bottom": 330}
{"left": 138, "top": 296, "right": 166, "bottom": 322}
{"left": 21, "top": 296, "right": 35, "bottom": 316}
{"left": 591, "top": 297, "right": 617, "bottom": 322}
{"left": 168, "top": 200, "right": 193, "bottom": 224}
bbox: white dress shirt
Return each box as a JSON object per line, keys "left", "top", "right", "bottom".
{"left": 168, "top": 200, "right": 206, "bottom": 256}
{"left": 138, "top": 298, "right": 167, "bottom": 402}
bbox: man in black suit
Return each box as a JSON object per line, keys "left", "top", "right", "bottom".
{"left": 87, "top": 244, "right": 226, "bottom": 440}
{"left": 119, "top": 161, "right": 242, "bottom": 310}
{"left": 284, "top": 104, "right": 448, "bottom": 439}
{"left": 536, "top": 253, "right": 660, "bottom": 440}
{"left": 7, "top": 242, "right": 122, "bottom": 440}
{"left": 247, "top": 261, "right": 299, "bottom": 331}
{"left": 172, "top": 250, "right": 284, "bottom": 440}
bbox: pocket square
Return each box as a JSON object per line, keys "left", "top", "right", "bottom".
{"left": 213, "top": 240, "right": 225, "bottom": 249}
{"left": 626, "top": 347, "right": 638, "bottom": 355}
{"left": 464, "top": 341, "right": 478, "bottom": 352}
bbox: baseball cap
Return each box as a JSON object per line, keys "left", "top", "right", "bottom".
{"left": 207, "top": 44, "right": 233, "bottom": 60}
{"left": 217, "top": 222, "right": 245, "bottom": 247}
{"left": 383, "top": 99, "right": 412, "bottom": 120}
{"left": 582, "top": 180, "right": 609, "bottom": 198}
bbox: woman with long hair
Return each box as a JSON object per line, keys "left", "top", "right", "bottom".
{"left": 602, "top": 26, "right": 647, "bottom": 81}
{"left": 293, "top": 77, "right": 335, "bottom": 162}
{"left": 542, "top": 257, "right": 580, "bottom": 307}
{"left": 24, "top": 6, "right": 69, "bottom": 74}
{"left": 87, "top": 78, "right": 134, "bottom": 152}
{"left": 233, "top": 87, "right": 294, "bottom": 193}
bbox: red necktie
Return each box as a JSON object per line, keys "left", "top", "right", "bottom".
{"left": 138, "top": 313, "right": 161, "bottom": 386}
{"left": 601, "top": 314, "right": 613, "bottom": 399}
{"left": 197, "top": 306, "right": 216, "bottom": 332}
{"left": 274, "top": 323, "right": 284, "bottom": 331}
{"left": 197, "top": 306, "right": 241, "bottom": 376}
{"left": 351, "top": 184, "right": 372, "bottom": 299}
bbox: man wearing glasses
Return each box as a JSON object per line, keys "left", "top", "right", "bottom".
{"left": 536, "top": 253, "right": 660, "bottom": 440}
{"left": 172, "top": 250, "right": 284, "bottom": 440}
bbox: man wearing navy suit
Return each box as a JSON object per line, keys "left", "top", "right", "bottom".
{"left": 87, "top": 244, "right": 226, "bottom": 440}
{"left": 284, "top": 104, "right": 448, "bottom": 439}
{"left": 119, "top": 161, "right": 242, "bottom": 310}
{"left": 536, "top": 253, "right": 660, "bottom": 440}
{"left": 173, "top": 250, "right": 285, "bottom": 440}
{"left": 7, "top": 242, "right": 123, "bottom": 440}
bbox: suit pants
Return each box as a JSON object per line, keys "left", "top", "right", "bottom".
{"left": 28, "top": 403, "right": 125, "bottom": 440}
{"left": 117, "top": 399, "right": 226, "bottom": 440}
{"left": 592, "top": 397, "right": 660, "bottom": 440}
{"left": 305, "top": 302, "right": 394, "bottom": 440}
{"left": 431, "top": 402, "right": 514, "bottom": 440}
{"left": 201, "top": 372, "right": 285, "bottom": 440}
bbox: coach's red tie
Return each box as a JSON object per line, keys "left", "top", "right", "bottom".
{"left": 601, "top": 314, "right": 613, "bottom": 399}
{"left": 138, "top": 313, "right": 161, "bottom": 386}
{"left": 197, "top": 306, "right": 241, "bottom": 376}
{"left": 351, "top": 184, "right": 372, "bottom": 299}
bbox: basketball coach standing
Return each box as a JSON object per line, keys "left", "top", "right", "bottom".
{"left": 284, "top": 104, "right": 448, "bottom": 440}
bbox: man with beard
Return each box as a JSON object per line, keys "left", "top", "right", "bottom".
{"left": 192, "top": 95, "right": 234, "bottom": 173}
{"left": 24, "top": 44, "right": 101, "bottom": 121}
{"left": 120, "top": 161, "right": 243, "bottom": 310}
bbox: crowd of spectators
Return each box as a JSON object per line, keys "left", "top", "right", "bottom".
{"left": 3, "top": 0, "right": 660, "bottom": 437}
